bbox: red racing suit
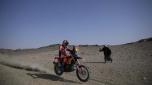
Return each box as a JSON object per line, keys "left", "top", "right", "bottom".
{"left": 59, "top": 45, "right": 71, "bottom": 64}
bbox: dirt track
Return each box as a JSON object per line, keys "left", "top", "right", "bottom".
{"left": 0, "top": 39, "right": 152, "bottom": 85}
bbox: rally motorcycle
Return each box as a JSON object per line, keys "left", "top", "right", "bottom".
{"left": 53, "top": 46, "right": 89, "bottom": 82}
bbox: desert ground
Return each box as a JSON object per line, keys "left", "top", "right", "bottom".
{"left": 0, "top": 38, "right": 152, "bottom": 85}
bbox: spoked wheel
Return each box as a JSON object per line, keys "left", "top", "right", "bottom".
{"left": 76, "top": 65, "right": 89, "bottom": 82}
{"left": 54, "top": 63, "right": 63, "bottom": 76}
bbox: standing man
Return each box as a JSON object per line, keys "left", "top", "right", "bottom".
{"left": 99, "top": 45, "right": 112, "bottom": 63}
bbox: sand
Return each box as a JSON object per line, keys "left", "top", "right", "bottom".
{"left": 0, "top": 38, "right": 152, "bottom": 85}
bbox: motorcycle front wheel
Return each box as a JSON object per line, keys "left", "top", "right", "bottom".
{"left": 76, "top": 65, "right": 89, "bottom": 82}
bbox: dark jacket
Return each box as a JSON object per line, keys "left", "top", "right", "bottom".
{"left": 100, "top": 46, "right": 111, "bottom": 56}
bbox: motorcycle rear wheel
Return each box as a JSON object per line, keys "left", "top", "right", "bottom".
{"left": 54, "top": 63, "right": 63, "bottom": 76}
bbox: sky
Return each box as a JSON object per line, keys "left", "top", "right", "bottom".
{"left": 0, "top": 0, "right": 152, "bottom": 49}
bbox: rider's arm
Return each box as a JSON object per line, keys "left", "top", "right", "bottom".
{"left": 66, "top": 48, "right": 72, "bottom": 52}
{"left": 99, "top": 48, "right": 103, "bottom": 52}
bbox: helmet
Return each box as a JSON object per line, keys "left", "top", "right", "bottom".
{"left": 62, "top": 40, "right": 69, "bottom": 46}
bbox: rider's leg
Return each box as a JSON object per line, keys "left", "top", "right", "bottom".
{"left": 59, "top": 57, "right": 65, "bottom": 71}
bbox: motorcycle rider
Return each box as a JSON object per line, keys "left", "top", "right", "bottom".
{"left": 59, "top": 40, "right": 72, "bottom": 70}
